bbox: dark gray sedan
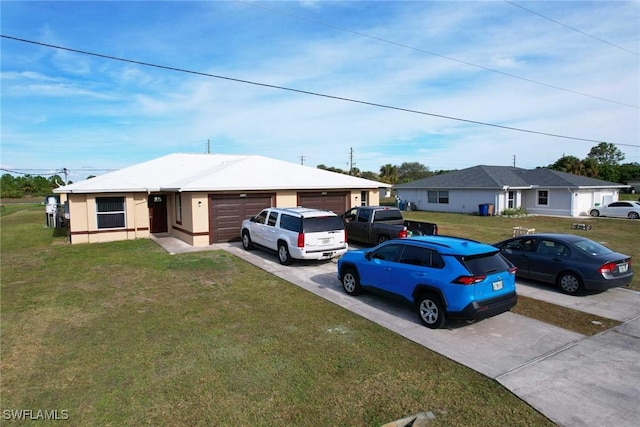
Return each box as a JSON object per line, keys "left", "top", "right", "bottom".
{"left": 493, "top": 233, "right": 633, "bottom": 295}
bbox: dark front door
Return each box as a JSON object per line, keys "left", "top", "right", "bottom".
{"left": 149, "top": 195, "right": 168, "bottom": 233}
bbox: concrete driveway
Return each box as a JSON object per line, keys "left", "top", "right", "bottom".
{"left": 153, "top": 236, "right": 640, "bottom": 427}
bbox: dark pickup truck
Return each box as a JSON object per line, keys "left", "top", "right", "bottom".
{"left": 340, "top": 206, "right": 438, "bottom": 245}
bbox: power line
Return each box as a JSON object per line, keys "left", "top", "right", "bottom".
{"left": 1, "top": 34, "right": 638, "bottom": 149}
{"left": 1, "top": 168, "right": 116, "bottom": 175}
{"left": 504, "top": 0, "right": 639, "bottom": 56}
{"left": 235, "top": 0, "right": 639, "bottom": 109}
{"left": 1, "top": 168, "right": 63, "bottom": 176}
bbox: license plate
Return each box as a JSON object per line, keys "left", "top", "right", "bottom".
{"left": 619, "top": 263, "right": 628, "bottom": 273}
{"left": 319, "top": 238, "right": 331, "bottom": 244}
{"left": 492, "top": 280, "right": 503, "bottom": 291}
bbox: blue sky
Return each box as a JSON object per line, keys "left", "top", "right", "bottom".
{"left": 1, "top": 1, "right": 639, "bottom": 182}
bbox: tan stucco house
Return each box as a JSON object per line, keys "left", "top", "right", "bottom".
{"left": 53, "top": 153, "right": 390, "bottom": 246}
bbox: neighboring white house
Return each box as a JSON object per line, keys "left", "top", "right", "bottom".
{"left": 394, "top": 165, "right": 628, "bottom": 217}
{"left": 53, "top": 153, "right": 390, "bottom": 246}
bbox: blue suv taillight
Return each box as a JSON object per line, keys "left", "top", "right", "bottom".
{"left": 452, "top": 275, "right": 486, "bottom": 285}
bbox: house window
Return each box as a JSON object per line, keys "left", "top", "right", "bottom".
{"left": 537, "top": 190, "right": 549, "bottom": 206}
{"left": 360, "top": 191, "right": 368, "bottom": 206}
{"left": 175, "top": 194, "right": 182, "bottom": 224}
{"left": 428, "top": 191, "right": 449, "bottom": 204}
{"left": 96, "top": 197, "right": 125, "bottom": 229}
{"left": 508, "top": 191, "right": 515, "bottom": 209}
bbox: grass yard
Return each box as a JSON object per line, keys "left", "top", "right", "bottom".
{"left": 0, "top": 205, "right": 554, "bottom": 426}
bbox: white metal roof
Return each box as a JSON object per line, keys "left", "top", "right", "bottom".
{"left": 54, "top": 153, "right": 391, "bottom": 194}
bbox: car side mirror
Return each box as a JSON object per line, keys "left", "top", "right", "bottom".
{"left": 365, "top": 252, "right": 372, "bottom": 260}
{"left": 250, "top": 217, "right": 256, "bottom": 222}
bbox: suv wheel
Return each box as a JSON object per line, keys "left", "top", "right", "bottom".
{"left": 417, "top": 293, "right": 446, "bottom": 329}
{"left": 341, "top": 268, "right": 362, "bottom": 296}
{"left": 278, "top": 242, "right": 293, "bottom": 265}
{"left": 241, "top": 230, "right": 254, "bottom": 250}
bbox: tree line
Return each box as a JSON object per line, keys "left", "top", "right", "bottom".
{"left": 0, "top": 174, "right": 68, "bottom": 199}
{"left": 2, "top": 143, "right": 638, "bottom": 198}
{"left": 321, "top": 143, "right": 640, "bottom": 186}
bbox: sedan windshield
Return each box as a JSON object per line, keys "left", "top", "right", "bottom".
{"left": 573, "top": 238, "right": 613, "bottom": 256}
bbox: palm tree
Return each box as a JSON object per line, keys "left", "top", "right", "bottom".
{"left": 379, "top": 164, "right": 398, "bottom": 184}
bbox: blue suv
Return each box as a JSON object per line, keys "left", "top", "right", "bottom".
{"left": 337, "top": 236, "right": 518, "bottom": 329}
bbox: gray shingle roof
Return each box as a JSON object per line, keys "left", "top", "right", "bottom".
{"left": 394, "top": 165, "right": 624, "bottom": 189}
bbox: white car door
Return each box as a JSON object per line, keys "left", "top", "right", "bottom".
{"left": 261, "top": 211, "right": 280, "bottom": 250}
{"left": 250, "top": 210, "right": 269, "bottom": 246}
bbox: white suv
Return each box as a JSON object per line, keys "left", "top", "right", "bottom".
{"left": 241, "top": 207, "right": 348, "bottom": 265}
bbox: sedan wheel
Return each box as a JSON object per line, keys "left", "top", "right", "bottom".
{"left": 590, "top": 209, "right": 600, "bottom": 217}
{"left": 629, "top": 212, "right": 639, "bottom": 220}
{"left": 341, "top": 268, "right": 362, "bottom": 296}
{"left": 558, "top": 272, "right": 582, "bottom": 295}
{"left": 417, "top": 293, "right": 446, "bottom": 329}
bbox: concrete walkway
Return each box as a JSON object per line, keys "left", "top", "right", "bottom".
{"left": 151, "top": 236, "right": 640, "bottom": 427}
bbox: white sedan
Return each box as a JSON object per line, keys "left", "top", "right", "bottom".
{"left": 590, "top": 201, "right": 640, "bottom": 219}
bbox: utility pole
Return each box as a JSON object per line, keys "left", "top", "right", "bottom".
{"left": 206, "top": 139, "right": 211, "bottom": 154}
{"left": 512, "top": 155, "right": 516, "bottom": 167}
{"left": 61, "top": 168, "right": 69, "bottom": 185}
{"left": 299, "top": 155, "right": 306, "bottom": 165}
{"left": 349, "top": 147, "right": 356, "bottom": 175}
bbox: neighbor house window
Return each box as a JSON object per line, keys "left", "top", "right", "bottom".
{"left": 508, "top": 191, "right": 515, "bottom": 209}
{"left": 428, "top": 190, "right": 449, "bottom": 204}
{"left": 175, "top": 194, "right": 182, "bottom": 224}
{"left": 537, "top": 190, "right": 549, "bottom": 206}
{"left": 96, "top": 197, "right": 125, "bottom": 229}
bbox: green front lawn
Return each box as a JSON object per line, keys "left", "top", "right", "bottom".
{"left": 1, "top": 205, "right": 552, "bottom": 426}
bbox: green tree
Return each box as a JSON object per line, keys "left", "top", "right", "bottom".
{"left": 360, "top": 171, "right": 380, "bottom": 181}
{"left": 379, "top": 164, "right": 398, "bottom": 184}
{"left": 587, "top": 142, "right": 625, "bottom": 182}
{"left": 397, "top": 162, "right": 432, "bottom": 183}
{"left": 618, "top": 162, "right": 640, "bottom": 184}
{"left": 582, "top": 157, "right": 599, "bottom": 178}
{"left": 587, "top": 142, "right": 625, "bottom": 165}
{"left": 0, "top": 174, "right": 21, "bottom": 198}
{"left": 317, "top": 164, "right": 347, "bottom": 174}
{"left": 548, "top": 155, "right": 584, "bottom": 174}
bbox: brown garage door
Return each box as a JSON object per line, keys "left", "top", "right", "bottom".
{"left": 209, "top": 193, "right": 274, "bottom": 243}
{"left": 297, "top": 192, "right": 348, "bottom": 214}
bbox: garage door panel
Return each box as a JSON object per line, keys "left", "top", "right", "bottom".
{"left": 209, "top": 193, "right": 274, "bottom": 243}
{"left": 298, "top": 192, "right": 348, "bottom": 214}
